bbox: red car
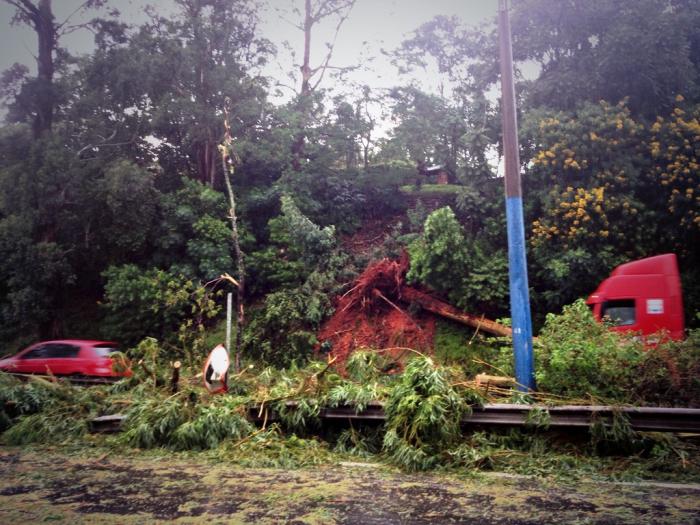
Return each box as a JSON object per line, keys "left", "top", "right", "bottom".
{"left": 0, "top": 340, "right": 131, "bottom": 379}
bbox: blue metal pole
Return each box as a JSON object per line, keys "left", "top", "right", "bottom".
{"left": 498, "top": 0, "right": 535, "bottom": 390}
{"left": 505, "top": 197, "right": 535, "bottom": 390}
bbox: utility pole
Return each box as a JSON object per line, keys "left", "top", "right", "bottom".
{"left": 498, "top": 0, "right": 535, "bottom": 391}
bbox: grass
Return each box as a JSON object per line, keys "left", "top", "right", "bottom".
{"left": 201, "top": 318, "right": 232, "bottom": 351}
{"left": 433, "top": 319, "right": 512, "bottom": 377}
{"left": 399, "top": 184, "right": 463, "bottom": 195}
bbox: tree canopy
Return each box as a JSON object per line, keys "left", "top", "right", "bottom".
{"left": 0, "top": 0, "right": 698, "bottom": 355}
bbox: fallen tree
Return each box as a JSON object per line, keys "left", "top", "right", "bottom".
{"left": 400, "top": 287, "right": 512, "bottom": 338}
{"left": 317, "top": 255, "right": 512, "bottom": 368}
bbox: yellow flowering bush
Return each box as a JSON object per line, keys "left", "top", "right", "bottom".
{"left": 525, "top": 99, "right": 699, "bottom": 258}
{"left": 647, "top": 103, "right": 700, "bottom": 232}
{"left": 525, "top": 101, "right": 646, "bottom": 249}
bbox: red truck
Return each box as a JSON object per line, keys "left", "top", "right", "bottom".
{"left": 587, "top": 253, "right": 685, "bottom": 341}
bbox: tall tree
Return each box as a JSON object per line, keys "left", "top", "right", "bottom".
{"left": 396, "top": 1, "right": 700, "bottom": 118}
{"left": 3, "top": 0, "right": 56, "bottom": 136}
{"left": 323, "top": 90, "right": 376, "bottom": 170}
{"left": 75, "top": 0, "right": 272, "bottom": 187}
{"left": 350, "top": 85, "right": 377, "bottom": 169}
{"left": 380, "top": 86, "right": 496, "bottom": 183}
{"left": 511, "top": 0, "right": 698, "bottom": 116}
{"left": 281, "top": 0, "right": 356, "bottom": 170}
{"left": 1, "top": 0, "right": 112, "bottom": 137}
{"left": 521, "top": 98, "right": 700, "bottom": 319}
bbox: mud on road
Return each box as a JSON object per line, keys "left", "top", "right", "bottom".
{"left": 0, "top": 447, "right": 699, "bottom": 524}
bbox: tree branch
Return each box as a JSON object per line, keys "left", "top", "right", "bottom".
{"left": 310, "top": 3, "right": 354, "bottom": 91}
{"left": 13, "top": 0, "right": 38, "bottom": 16}
{"left": 274, "top": 80, "right": 298, "bottom": 94}
{"left": 276, "top": 12, "right": 305, "bottom": 32}
{"left": 3, "top": 0, "right": 38, "bottom": 25}
{"left": 75, "top": 129, "right": 139, "bottom": 159}
{"left": 55, "top": 0, "right": 102, "bottom": 32}
{"left": 311, "top": 0, "right": 354, "bottom": 23}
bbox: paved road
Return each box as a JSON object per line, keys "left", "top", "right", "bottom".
{"left": 1, "top": 448, "right": 699, "bottom": 524}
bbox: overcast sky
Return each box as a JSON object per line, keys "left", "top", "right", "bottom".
{"left": 0, "top": 0, "right": 499, "bottom": 101}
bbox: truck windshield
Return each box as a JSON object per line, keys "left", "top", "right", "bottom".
{"left": 601, "top": 299, "right": 636, "bottom": 326}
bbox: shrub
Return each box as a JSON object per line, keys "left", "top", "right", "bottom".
{"left": 244, "top": 278, "right": 332, "bottom": 366}
{"left": 243, "top": 200, "right": 351, "bottom": 366}
{"left": 534, "top": 299, "right": 644, "bottom": 401}
{"left": 433, "top": 320, "right": 513, "bottom": 378}
{"left": 245, "top": 247, "right": 306, "bottom": 296}
{"left": 407, "top": 207, "right": 509, "bottom": 315}
{"left": 268, "top": 195, "right": 336, "bottom": 269}
{"left": 101, "top": 266, "right": 221, "bottom": 357}
{"left": 382, "top": 356, "right": 467, "bottom": 471}
{"left": 185, "top": 215, "right": 234, "bottom": 280}
{"left": 634, "top": 327, "right": 700, "bottom": 407}
{"left": 101, "top": 265, "right": 191, "bottom": 346}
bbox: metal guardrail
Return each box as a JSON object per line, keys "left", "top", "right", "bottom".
{"left": 250, "top": 402, "right": 700, "bottom": 433}
{"left": 468, "top": 404, "right": 700, "bottom": 433}
{"left": 90, "top": 402, "right": 700, "bottom": 433}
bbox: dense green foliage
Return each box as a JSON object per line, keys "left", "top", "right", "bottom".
{"left": 534, "top": 300, "right": 644, "bottom": 400}
{"left": 0, "top": 0, "right": 697, "bottom": 372}
{"left": 382, "top": 356, "right": 472, "bottom": 471}
{"left": 1, "top": 317, "right": 698, "bottom": 477}
{"left": 0, "top": 373, "right": 103, "bottom": 444}
{"left": 407, "top": 207, "right": 509, "bottom": 315}
{"left": 1, "top": 0, "right": 700, "bottom": 485}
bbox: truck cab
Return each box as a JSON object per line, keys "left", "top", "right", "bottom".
{"left": 586, "top": 254, "right": 685, "bottom": 341}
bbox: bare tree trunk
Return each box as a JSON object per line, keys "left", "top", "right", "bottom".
{"left": 291, "top": 0, "right": 313, "bottom": 171}
{"left": 224, "top": 170, "right": 244, "bottom": 373}
{"left": 300, "top": 0, "right": 313, "bottom": 98}
{"left": 290, "top": 0, "right": 355, "bottom": 171}
{"left": 356, "top": 102, "right": 370, "bottom": 169}
{"left": 3, "top": 0, "right": 57, "bottom": 137}
{"left": 196, "top": 140, "right": 217, "bottom": 186}
{"left": 5, "top": 0, "right": 113, "bottom": 138}
{"left": 208, "top": 136, "right": 216, "bottom": 187}
{"left": 221, "top": 99, "right": 245, "bottom": 373}
{"left": 401, "top": 287, "right": 513, "bottom": 338}
{"left": 345, "top": 137, "right": 356, "bottom": 170}
{"left": 34, "top": 0, "right": 55, "bottom": 137}
{"left": 186, "top": 0, "right": 218, "bottom": 186}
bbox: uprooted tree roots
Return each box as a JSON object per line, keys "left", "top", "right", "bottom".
{"left": 317, "top": 253, "right": 511, "bottom": 371}
{"left": 317, "top": 254, "right": 433, "bottom": 370}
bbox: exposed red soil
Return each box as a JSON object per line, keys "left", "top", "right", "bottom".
{"left": 318, "top": 254, "right": 437, "bottom": 371}
{"left": 318, "top": 251, "right": 513, "bottom": 371}
{"left": 339, "top": 216, "right": 403, "bottom": 258}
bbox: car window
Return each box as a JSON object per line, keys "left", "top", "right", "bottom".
{"left": 601, "top": 299, "right": 636, "bottom": 326}
{"left": 21, "top": 344, "right": 80, "bottom": 359}
{"left": 21, "top": 345, "right": 50, "bottom": 359}
{"left": 93, "top": 345, "right": 119, "bottom": 357}
{"left": 46, "top": 344, "right": 80, "bottom": 358}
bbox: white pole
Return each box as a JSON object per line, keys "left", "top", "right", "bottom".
{"left": 225, "top": 292, "right": 232, "bottom": 354}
